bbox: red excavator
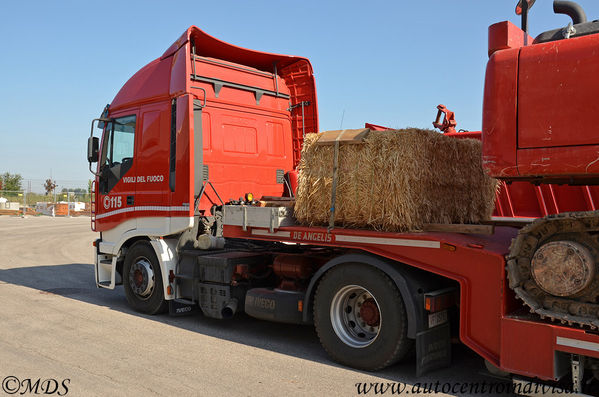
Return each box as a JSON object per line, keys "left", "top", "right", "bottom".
{"left": 485, "top": 0, "right": 599, "bottom": 330}
{"left": 432, "top": 0, "right": 599, "bottom": 331}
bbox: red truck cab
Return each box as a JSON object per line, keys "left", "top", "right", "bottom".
{"left": 89, "top": 26, "right": 317, "bottom": 236}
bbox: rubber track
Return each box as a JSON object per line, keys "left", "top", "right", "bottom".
{"left": 507, "top": 211, "right": 599, "bottom": 329}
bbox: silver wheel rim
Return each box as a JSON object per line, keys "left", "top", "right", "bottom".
{"left": 330, "top": 285, "right": 381, "bottom": 348}
{"left": 128, "top": 256, "right": 155, "bottom": 300}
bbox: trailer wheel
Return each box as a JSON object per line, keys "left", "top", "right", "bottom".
{"left": 123, "top": 241, "right": 168, "bottom": 314}
{"left": 313, "top": 263, "right": 413, "bottom": 371}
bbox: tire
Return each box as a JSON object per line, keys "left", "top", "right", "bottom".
{"left": 123, "top": 241, "right": 168, "bottom": 314}
{"left": 313, "top": 263, "right": 413, "bottom": 371}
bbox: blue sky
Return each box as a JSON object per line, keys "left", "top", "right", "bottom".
{"left": 1, "top": 0, "right": 598, "bottom": 192}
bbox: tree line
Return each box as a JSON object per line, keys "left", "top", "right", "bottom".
{"left": 1, "top": 172, "right": 92, "bottom": 199}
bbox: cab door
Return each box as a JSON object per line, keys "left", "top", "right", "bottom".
{"left": 95, "top": 112, "right": 138, "bottom": 231}
{"left": 134, "top": 102, "right": 170, "bottom": 211}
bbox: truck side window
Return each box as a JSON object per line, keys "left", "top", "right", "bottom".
{"left": 99, "top": 115, "right": 136, "bottom": 194}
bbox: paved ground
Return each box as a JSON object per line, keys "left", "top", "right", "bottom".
{"left": 0, "top": 216, "right": 514, "bottom": 396}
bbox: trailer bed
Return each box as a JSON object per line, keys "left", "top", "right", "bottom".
{"left": 224, "top": 222, "right": 599, "bottom": 381}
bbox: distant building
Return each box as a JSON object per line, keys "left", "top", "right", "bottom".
{"left": 69, "top": 202, "right": 86, "bottom": 212}
{"left": 1, "top": 200, "right": 20, "bottom": 211}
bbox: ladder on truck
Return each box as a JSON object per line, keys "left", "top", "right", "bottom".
{"left": 90, "top": 180, "right": 96, "bottom": 231}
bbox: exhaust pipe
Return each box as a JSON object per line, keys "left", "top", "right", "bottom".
{"left": 554, "top": 1, "right": 587, "bottom": 24}
{"left": 221, "top": 299, "right": 238, "bottom": 319}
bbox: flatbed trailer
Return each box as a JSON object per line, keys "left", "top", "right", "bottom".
{"left": 225, "top": 222, "right": 599, "bottom": 384}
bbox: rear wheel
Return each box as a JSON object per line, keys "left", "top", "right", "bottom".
{"left": 123, "top": 241, "right": 168, "bottom": 314}
{"left": 313, "top": 263, "right": 413, "bottom": 371}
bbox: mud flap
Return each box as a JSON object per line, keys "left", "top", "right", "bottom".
{"left": 416, "top": 322, "right": 451, "bottom": 376}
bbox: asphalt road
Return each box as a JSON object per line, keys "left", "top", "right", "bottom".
{"left": 0, "top": 216, "right": 514, "bottom": 396}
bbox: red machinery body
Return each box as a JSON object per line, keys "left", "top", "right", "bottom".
{"left": 446, "top": 130, "right": 599, "bottom": 217}
{"left": 93, "top": 26, "right": 318, "bottom": 232}
{"left": 483, "top": 21, "right": 599, "bottom": 183}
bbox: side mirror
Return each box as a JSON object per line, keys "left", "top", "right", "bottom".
{"left": 87, "top": 136, "right": 99, "bottom": 163}
{"left": 516, "top": 0, "right": 536, "bottom": 15}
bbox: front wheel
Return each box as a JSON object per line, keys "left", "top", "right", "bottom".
{"left": 313, "top": 263, "right": 413, "bottom": 371}
{"left": 123, "top": 241, "right": 168, "bottom": 314}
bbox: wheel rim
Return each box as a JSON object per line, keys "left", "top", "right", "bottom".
{"left": 330, "top": 285, "right": 381, "bottom": 348}
{"left": 128, "top": 256, "right": 155, "bottom": 300}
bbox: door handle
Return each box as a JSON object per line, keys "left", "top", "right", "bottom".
{"left": 127, "top": 196, "right": 134, "bottom": 206}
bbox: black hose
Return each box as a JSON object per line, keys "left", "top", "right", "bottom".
{"left": 554, "top": 0, "right": 587, "bottom": 24}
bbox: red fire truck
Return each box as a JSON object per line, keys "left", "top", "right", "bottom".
{"left": 87, "top": 0, "right": 599, "bottom": 393}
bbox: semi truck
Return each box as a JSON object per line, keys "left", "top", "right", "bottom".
{"left": 87, "top": 0, "right": 599, "bottom": 393}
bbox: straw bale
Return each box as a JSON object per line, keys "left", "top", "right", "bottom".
{"left": 294, "top": 128, "right": 498, "bottom": 232}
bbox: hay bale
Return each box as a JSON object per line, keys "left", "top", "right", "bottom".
{"left": 294, "top": 128, "right": 498, "bottom": 232}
